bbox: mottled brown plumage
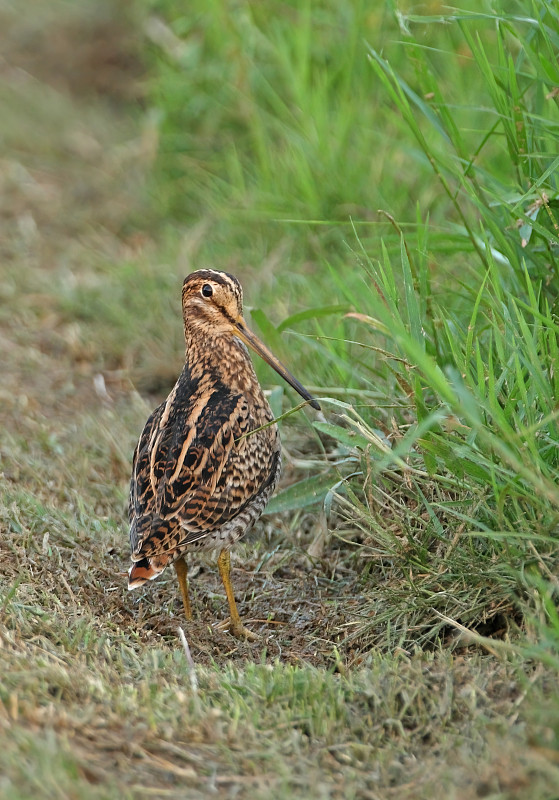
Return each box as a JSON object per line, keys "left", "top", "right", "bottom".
{"left": 128, "top": 269, "right": 319, "bottom": 638}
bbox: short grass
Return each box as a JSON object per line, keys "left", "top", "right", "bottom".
{"left": 1, "top": 0, "right": 559, "bottom": 797}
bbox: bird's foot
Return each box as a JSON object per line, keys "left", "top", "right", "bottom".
{"left": 214, "top": 617, "right": 259, "bottom": 641}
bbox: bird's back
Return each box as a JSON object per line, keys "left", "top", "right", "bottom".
{"left": 129, "top": 338, "right": 281, "bottom": 578}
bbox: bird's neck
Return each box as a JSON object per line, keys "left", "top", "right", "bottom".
{"left": 184, "top": 329, "right": 255, "bottom": 385}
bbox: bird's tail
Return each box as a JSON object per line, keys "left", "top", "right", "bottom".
{"left": 128, "top": 556, "right": 168, "bottom": 589}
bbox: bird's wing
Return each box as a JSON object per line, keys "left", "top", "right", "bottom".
{"left": 128, "top": 400, "right": 165, "bottom": 554}
{"left": 129, "top": 369, "right": 278, "bottom": 559}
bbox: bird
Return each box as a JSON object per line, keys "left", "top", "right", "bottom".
{"left": 127, "top": 269, "right": 320, "bottom": 639}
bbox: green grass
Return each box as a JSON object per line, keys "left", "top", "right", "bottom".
{"left": 1, "top": 0, "right": 559, "bottom": 797}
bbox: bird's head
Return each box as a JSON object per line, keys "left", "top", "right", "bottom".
{"left": 182, "top": 269, "right": 320, "bottom": 410}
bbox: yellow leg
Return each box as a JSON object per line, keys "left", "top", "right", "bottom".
{"left": 174, "top": 556, "right": 192, "bottom": 620}
{"left": 217, "top": 549, "right": 257, "bottom": 641}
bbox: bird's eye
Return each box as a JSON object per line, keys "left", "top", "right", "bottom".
{"left": 201, "top": 284, "right": 213, "bottom": 298}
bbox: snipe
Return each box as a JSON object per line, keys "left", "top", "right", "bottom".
{"left": 128, "top": 269, "right": 320, "bottom": 639}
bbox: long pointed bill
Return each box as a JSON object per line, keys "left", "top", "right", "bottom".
{"left": 235, "top": 319, "right": 321, "bottom": 411}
